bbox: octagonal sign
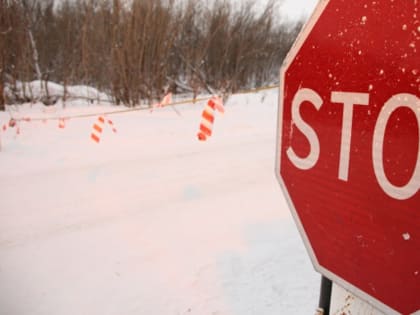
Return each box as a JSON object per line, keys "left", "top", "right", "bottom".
{"left": 276, "top": 1, "right": 419, "bottom": 314}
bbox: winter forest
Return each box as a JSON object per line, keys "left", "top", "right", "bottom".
{"left": 0, "top": 0, "right": 303, "bottom": 109}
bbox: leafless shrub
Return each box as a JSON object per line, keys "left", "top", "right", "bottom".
{"left": 0, "top": 0, "right": 30, "bottom": 106}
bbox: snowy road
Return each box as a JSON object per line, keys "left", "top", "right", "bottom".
{"left": 0, "top": 90, "right": 319, "bottom": 315}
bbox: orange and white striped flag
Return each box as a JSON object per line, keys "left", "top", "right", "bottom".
{"left": 2, "top": 118, "right": 19, "bottom": 135}
{"left": 91, "top": 116, "right": 105, "bottom": 143}
{"left": 107, "top": 118, "right": 117, "bottom": 133}
{"left": 197, "top": 96, "right": 224, "bottom": 141}
{"left": 8, "top": 118, "right": 16, "bottom": 128}
{"left": 151, "top": 92, "right": 172, "bottom": 112}
{"left": 58, "top": 118, "right": 66, "bottom": 129}
{"left": 90, "top": 116, "right": 117, "bottom": 143}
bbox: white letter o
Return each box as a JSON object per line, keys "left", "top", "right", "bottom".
{"left": 372, "top": 93, "right": 420, "bottom": 200}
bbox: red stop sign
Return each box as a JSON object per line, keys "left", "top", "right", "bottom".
{"left": 276, "top": 1, "right": 419, "bottom": 314}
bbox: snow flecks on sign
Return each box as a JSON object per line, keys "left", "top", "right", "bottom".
{"left": 402, "top": 24, "right": 408, "bottom": 31}
{"left": 402, "top": 233, "right": 411, "bottom": 241}
{"left": 361, "top": 16, "right": 367, "bottom": 25}
{"left": 379, "top": 69, "right": 385, "bottom": 75}
{"left": 368, "top": 283, "right": 377, "bottom": 293}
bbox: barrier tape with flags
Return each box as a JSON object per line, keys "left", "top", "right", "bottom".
{"left": 0, "top": 84, "right": 278, "bottom": 145}
{"left": 6, "top": 84, "right": 277, "bottom": 123}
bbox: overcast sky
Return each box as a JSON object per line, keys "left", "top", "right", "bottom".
{"left": 56, "top": 0, "right": 319, "bottom": 23}
{"left": 226, "top": 0, "right": 319, "bottom": 22}
{"left": 280, "top": 0, "right": 318, "bottom": 20}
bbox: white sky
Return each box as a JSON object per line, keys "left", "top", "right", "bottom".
{"left": 280, "top": 0, "right": 318, "bottom": 20}
{"left": 227, "top": 0, "right": 319, "bottom": 22}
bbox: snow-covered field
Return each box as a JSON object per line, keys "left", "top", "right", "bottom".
{"left": 0, "top": 89, "right": 319, "bottom": 315}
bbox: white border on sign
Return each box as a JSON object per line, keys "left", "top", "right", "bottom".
{"left": 274, "top": 1, "right": 418, "bottom": 314}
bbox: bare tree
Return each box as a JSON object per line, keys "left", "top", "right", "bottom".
{"left": 21, "top": 0, "right": 42, "bottom": 80}
{"left": 0, "top": 0, "right": 304, "bottom": 107}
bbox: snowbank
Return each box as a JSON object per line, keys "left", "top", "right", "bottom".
{"left": 0, "top": 89, "right": 319, "bottom": 315}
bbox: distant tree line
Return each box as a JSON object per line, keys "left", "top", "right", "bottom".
{"left": 0, "top": 0, "right": 303, "bottom": 108}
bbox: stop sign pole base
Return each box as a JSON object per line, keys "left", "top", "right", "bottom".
{"left": 330, "top": 283, "right": 385, "bottom": 315}
{"left": 315, "top": 277, "right": 387, "bottom": 315}
{"left": 316, "top": 276, "right": 332, "bottom": 315}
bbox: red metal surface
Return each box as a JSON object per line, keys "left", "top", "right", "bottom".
{"left": 277, "top": 1, "right": 419, "bottom": 314}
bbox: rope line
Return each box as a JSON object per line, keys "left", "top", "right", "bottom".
{"left": 9, "top": 84, "right": 278, "bottom": 122}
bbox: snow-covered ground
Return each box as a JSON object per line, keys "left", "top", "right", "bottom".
{"left": 0, "top": 89, "right": 319, "bottom": 315}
